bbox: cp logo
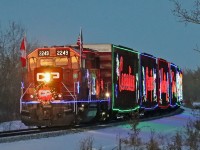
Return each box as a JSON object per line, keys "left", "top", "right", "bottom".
{"left": 36, "top": 72, "right": 60, "bottom": 82}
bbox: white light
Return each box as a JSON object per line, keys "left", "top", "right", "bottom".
{"left": 58, "top": 94, "right": 62, "bottom": 98}
{"left": 105, "top": 92, "right": 110, "bottom": 97}
{"left": 30, "top": 95, "right": 34, "bottom": 98}
{"left": 44, "top": 72, "right": 51, "bottom": 82}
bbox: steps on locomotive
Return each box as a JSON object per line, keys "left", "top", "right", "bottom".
{"left": 62, "top": 86, "right": 77, "bottom": 100}
{"left": 62, "top": 90, "right": 77, "bottom": 100}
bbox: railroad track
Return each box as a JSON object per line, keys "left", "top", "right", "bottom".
{"left": 0, "top": 128, "right": 39, "bottom": 138}
{"left": 0, "top": 107, "right": 184, "bottom": 143}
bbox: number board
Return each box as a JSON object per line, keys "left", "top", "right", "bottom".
{"left": 38, "top": 50, "right": 50, "bottom": 57}
{"left": 56, "top": 49, "right": 70, "bottom": 56}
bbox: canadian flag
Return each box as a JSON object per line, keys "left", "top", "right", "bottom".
{"left": 20, "top": 37, "right": 26, "bottom": 67}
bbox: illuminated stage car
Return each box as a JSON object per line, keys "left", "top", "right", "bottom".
{"left": 20, "top": 44, "right": 183, "bottom": 127}
{"left": 140, "top": 53, "right": 158, "bottom": 111}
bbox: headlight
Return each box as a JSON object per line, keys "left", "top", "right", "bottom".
{"left": 105, "top": 92, "right": 110, "bottom": 97}
{"left": 44, "top": 72, "right": 51, "bottom": 83}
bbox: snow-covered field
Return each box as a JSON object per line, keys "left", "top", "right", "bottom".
{"left": 0, "top": 107, "right": 198, "bottom": 150}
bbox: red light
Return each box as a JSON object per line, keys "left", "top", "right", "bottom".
{"left": 119, "top": 56, "right": 135, "bottom": 92}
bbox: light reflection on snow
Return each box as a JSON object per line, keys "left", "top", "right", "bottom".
{"left": 0, "top": 107, "right": 198, "bottom": 150}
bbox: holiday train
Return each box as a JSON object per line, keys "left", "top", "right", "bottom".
{"left": 20, "top": 44, "right": 183, "bottom": 127}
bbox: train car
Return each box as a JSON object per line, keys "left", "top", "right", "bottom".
{"left": 170, "top": 63, "right": 179, "bottom": 108}
{"left": 169, "top": 64, "right": 183, "bottom": 108}
{"left": 157, "top": 58, "right": 170, "bottom": 109}
{"left": 84, "top": 44, "right": 140, "bottom": 115}
{"left": 112, "top": 45, "right": 140, "bottom": 114}
{"left": 176, "top": 67, "right": 183, "bottom": 105}
{"left": 20, "top": 46, "right": 110, "bottom": 127}
{"left": 140, "top": 53, "right": 158, "bottom": 111}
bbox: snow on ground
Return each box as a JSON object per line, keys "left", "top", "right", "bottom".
{"left": 0, "top": 107, "right": 198, "bottom": 150}
{"left": 0, "top": 121, "right": 29, "bottom": 132}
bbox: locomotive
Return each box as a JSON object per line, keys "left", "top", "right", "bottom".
{"left": 20, "top": 44, "right": 183, "bottom": 127}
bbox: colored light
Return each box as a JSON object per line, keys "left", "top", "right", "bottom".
{"left": 113, "top": 45, "right": 139, "bottom": 54}
{"left": 112, "top": 105, "right": 140, "bottom": 112}
{"left": 22, "top": 99, "right": 110, "bottom": 104}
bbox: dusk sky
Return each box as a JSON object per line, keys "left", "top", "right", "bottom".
{"left": 0, "top": 0, "right": 199, "bottom": 70}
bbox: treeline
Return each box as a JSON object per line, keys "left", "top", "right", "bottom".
{"left": 0, "top": 22, "right": 37, "bottom": 122}
{"left": 183, "top": 67, "right": 200, "bottom": 105}
{"left": 0, "top": 22, "right": 24, "bottom": 122}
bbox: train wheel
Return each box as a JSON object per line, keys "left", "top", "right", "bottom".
{"left": 98, "top": 111, "right": 110, "bottom": 122}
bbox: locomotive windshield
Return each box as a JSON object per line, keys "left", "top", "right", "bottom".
{"left": 55, "top": 57, "right": 68, "bottom": 66}
{"left": 40, "top": 58, "right": 54, "bottom": 66}
{"left": 29, "top": 57, "right": 37, "bottom": 71}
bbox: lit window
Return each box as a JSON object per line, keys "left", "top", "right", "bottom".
{"left": 55, "top": 57, "right": 68, "bottom": 66}
{"left": 71, "top": 56, "right": 79, "bottom": 69}
{"left": 40, "top": 58, "right": 54, "bottom": 66}
{"left": 29, "top": 57, "right": 37, "bottom": 70}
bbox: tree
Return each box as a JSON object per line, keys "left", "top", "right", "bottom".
{"left": 182, "top": 68, "right": 200, "bottom": 104}
{"left": 171, "top": 0, "right": 200, "bottom": 25}
{"left": 0, "top": 22, "right": 24, "bottom": 121}
{"left": 172, "top": 0, "right": 200, "bottom": 104}
{"left": 0, "top": 22, "right": 38, "bottom": 122}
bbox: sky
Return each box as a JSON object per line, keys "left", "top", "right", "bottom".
{"left": 0, "top": 0, "right": 200, "bottom": 70}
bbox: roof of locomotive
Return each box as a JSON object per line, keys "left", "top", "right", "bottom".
{"left": 28, "top": 44, "right": 140, "bottom": 58}
{"left": 27, "top": 46, "right": 82, "bottom": 58}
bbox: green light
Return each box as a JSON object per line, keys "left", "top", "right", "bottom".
{"left": 112, "top": 45, "right": 115, "bottom": 112}
{"left": 112, "top": 105, "right": 140, "bottom": 112}
{"left": 113, "top": 45, "right": 139, "bottom": 54}
{"left": 176, "top": 102, "right": 181, "bottom": 106}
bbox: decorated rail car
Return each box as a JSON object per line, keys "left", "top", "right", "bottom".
{"left": 20, "top": 44, "right": 183, "bottom": 127}
{"left": 140, "top": 53, "right": 158, "bottom": 111}
{"left": 157, "top": 58, "right": 171, "bottom": 109}
{"left": 112, "top": 45, "right": 140, "bottom": 113}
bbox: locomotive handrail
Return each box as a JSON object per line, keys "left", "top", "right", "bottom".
{"left": 62, "top": 82, "right": 78, "bottom": 113}
{"left": 61, "top": 82, "right": 76, "bottom": 100}
{"left": 20, "top": 83, "right": 33, "bottom": 113}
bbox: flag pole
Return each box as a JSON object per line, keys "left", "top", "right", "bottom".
{"left": 20, "top": 34, "right": 27, "bottom": 113}
{"left": 80, "top": 27, "right": 82, "bottom": 68}
{"left": 77, "top": 27, "right": 83, "bottom": 68}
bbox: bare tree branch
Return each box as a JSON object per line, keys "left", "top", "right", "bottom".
{"left": 171, "top": 0, "right": 200, "bottom": 24}
{"left": 193, "top": 45, "right": 200, "bottom": 53}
